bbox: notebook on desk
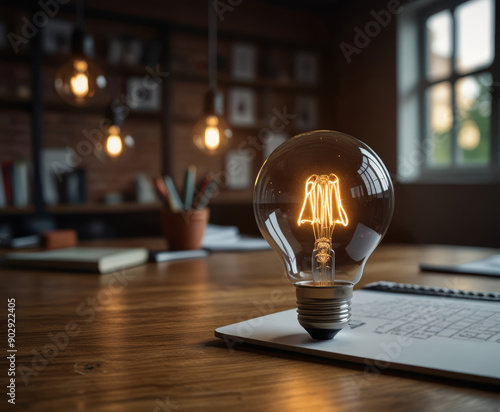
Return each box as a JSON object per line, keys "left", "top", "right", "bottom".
{"left": 215, "top": 282, "right": 500, "bottom": 385}
{"left": 3, "top": 247, "right": 148, "bottom": 273}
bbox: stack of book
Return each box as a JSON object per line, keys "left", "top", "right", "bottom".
{"left": 0, "top": 159, "right": 30, "bottom": 208}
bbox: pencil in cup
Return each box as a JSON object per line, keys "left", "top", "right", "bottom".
{"left": 193, "top": 173, "right": 219, "bottom": 209}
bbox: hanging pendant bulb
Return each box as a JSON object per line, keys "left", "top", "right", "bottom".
{"left": 193, "top": 90, "right": 232, "bottom": 154}
{"left": 192, "top": 0, "right": 231, "bottom": 154}
{"left": 55, "top": 52, "right": 107, "bottom": 106}
{"left": 54, "top": 0, "right": 107, "bottom": 107}
{"left": 95, "top": 105, "right": 134, "bottom": 163}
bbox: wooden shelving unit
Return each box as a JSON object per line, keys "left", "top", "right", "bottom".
{"left": 0, "top": 206, "right": 36, "bottom": 215}
{"left": 0, "top": 2, "right": 171, "bottom": 217}
{"left": 0, "top": 1, "right": 328, "bottom": 222}
{"left": 171, "top": 71, "right": 322, "bottom": 94}
{"left": 46, "top": 202, "right": 163, "bottom": 214}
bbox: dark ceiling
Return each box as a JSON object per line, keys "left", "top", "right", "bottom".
{"left": 258, "top": 0, "right": 343, "bottom": 14}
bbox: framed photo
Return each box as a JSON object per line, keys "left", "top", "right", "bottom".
{"left": 225, "top": 150, "right": 252, "bottom": 190}
{"left": 107, "top": 36, "right": 144, "bottom": 66}
{"left": 228, "top": 87, "right": 256, "bottom": 126}
{"left": 295, "top": 52, "right": 318, "bottom": 85}
{"left": 265, "top": 49, "right": 291, "bottom": 83}
{"left": 231, "top": 43, "right": 257, "bottom": 81}
{"left": 121, "top": 37, "right": 143, "bottom": 66}
{"left": 107, "top": 37, "right": 123, "bottom": 65}
{"left": 43, "top": 19, "right": 73, "bottom": 55}
{"left": 295, "top": 96, "right": 317, "bottom": 130}
{"left": 126, "top": 76, "right": 161, "bottom": 111}
{"left": 263, "top": 132, "right": 288, "bottom": 160}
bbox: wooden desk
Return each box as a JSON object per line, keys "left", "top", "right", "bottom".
{"left": 2, "top": 241, "right": 500, "bottom": 411}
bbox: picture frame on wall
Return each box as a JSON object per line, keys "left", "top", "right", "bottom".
{"left": 126, "top": 76, "right": 161, "bottom": 111}
{"left": 295, "top": 52, "right": 318, "bottom": 85}
{"left": 231, "top": 43, "right": 257, "bottom": 81}
{"left": 265, "top": 49, "right": 291, "bottom": 83}
{"left": 295, "top": 96, "right": 317, "bottom": 130}
{"left": 107, "top": 36, "right": 144, "bottom": 66}
{"left": 121, "top": 37, "right": 144, "bottom": 66}
{"left": 263, "top": 132, "right": 288, "bottom": 160}
{"left": 228, "top": 87, "right": 256, "bottom": 126}
{"left": 42, "top": 19, "right": 74, "bottom": 55}
{"left": 107, "top": 36, "right": 123, "bottom": 65}
{"left": 225, "top": 150, "right": 252, "bottom": 190}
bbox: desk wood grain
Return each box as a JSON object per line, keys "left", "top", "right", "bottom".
{"left": 1, "top": 241, "right": 500, "bottom": 411}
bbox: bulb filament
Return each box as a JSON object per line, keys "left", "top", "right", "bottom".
{"left": 105, "top": 126, "right": 123, "bottom": 158}
{"left": 298, "top": 174, "right": 348, "bottom": 286}
{"left": 70, "top": 59, "right": 89, "bottom": 98}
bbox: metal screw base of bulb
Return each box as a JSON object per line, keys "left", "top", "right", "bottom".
{"left": 295, "top": 280, "right": 353, "bottom": 340}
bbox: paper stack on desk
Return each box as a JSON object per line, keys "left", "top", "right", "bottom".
{"left": 202, "top": 224, "right": 271, "bottom": 252}
{"left": 420, "top": 254, "right": 500, "bottom": 277}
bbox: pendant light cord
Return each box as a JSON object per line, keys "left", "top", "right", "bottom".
{"left": 208, "top": 0, "right": 217, "bottom": 92}
{"left": 76, "top": 0, "right": 85, "bottom": 32}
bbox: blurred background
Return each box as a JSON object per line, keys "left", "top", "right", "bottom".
{"left": 0, "top": 0, "right": 498, "bottom": 246}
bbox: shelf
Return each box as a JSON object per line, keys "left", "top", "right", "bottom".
{"left": 171, "top": 71, "right": 320, "bottom": 94}
{"left": 173, "top": 114, "right": 304, "bottom": 136}
{"left": 0, "top": 52, "right": 30, "bottom": 64}
{"left": 211, "top": 189, "right": 253, "bottom": 205}
{"left": 46, "top": 202, "right": 163, "bottom": 214}
{"left": 44, "top": 55, "right": 159, "bottom": 77}
{"left": 42, "top": 102, "right": 162, "bottom": 120}
{"left": 0, "top": 205, "right": 36, "bottom": 215}
{"left": 0, "top": 100, "right": 32, "bottom": 111}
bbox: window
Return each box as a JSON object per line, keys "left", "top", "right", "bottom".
{"left": 397, "top": 0, "right": 498, "bottom": 182}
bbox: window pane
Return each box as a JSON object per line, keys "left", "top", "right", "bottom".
{"left": 426, "top": 10, "right": 452, "bottom": 81}
{"left": 456, "top": 73, "right": 491, "bottom": 165}
{"left": 456, "top": 0, "right": 494, "bottom": 73}
{"left": 427, "top": 82, "right": 452, "bottom": 166}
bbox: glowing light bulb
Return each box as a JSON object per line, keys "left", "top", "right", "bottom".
{"left": 204, "top": 127, "right": 220, "bottom": 149}
{"left": 193, "top": 115, "right": 231, "bottom": 154}
{"left": 254, "top": 130, "right": 394, "bottom": 340}
{"left": 297, "top": 174, "right": 349, "bottom": 286}
{"left": 70, "top": 73, "right": 89, "bottom": 97}
{"left": 55, "top": 56, "right": 107, "bottom": 107}
{"left": 69, "top": 59, "right": 89, "bottom": 97}
{"left": 95, "top": 125, "right": 134, "bottom": 163}
{"left": 204, "top": 116, "right": 221, "bottom": 150}
{"left": 105, "top": 130, "right": 123, "bottom": 158}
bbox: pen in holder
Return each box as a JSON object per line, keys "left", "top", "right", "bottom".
{"left": 160, "top": 208, "right": 210, "bottom": 251}
{"left": 154, "top": 167, "right": 218, "bottom": 250}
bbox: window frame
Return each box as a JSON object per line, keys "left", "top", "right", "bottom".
{"left": 397, "top": 0, "right": 500, "bottom": 184}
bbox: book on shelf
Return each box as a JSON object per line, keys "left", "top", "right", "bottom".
{"left": 41, "top": 148, "right": 68, "bottom": 206}
{"left": 12, "top": 160, "right": 30, "bottom": 207}
{"left": 1, "top": 161, "right": 13, "bottom": 206}
{"left": 0, "top": 162, "right": 6, "bottom": 208}
{"left": 0, "top": 159, "right": 30, "bottom": 209}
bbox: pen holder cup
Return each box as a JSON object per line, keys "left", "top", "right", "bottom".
{"left": 160, "top": 208, "right": 210, "bottom": 251}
